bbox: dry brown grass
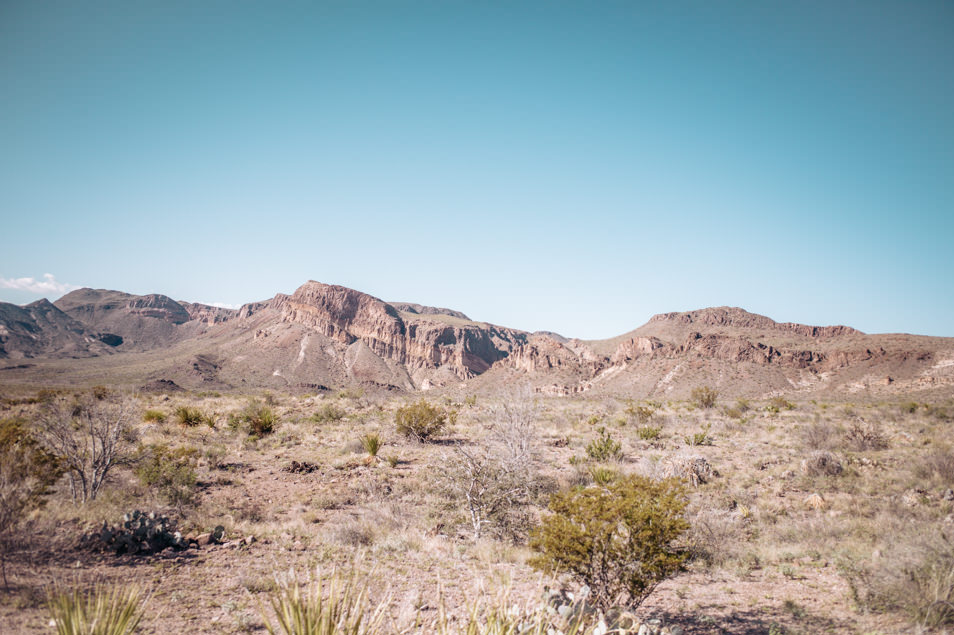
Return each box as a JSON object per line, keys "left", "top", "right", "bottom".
{"left": 0, "top": 389, "right": 950, "bottom": 633}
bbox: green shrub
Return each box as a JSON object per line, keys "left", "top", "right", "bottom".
{"left": 529, "top": 475, "right": 689, "bottom": 611}
{"left": 768, "top": 396, "right": 796, "bottom": 411}
{"left": 1, "top": 418, "right": 62, "bottom": 584}
{"left": 230, "top": 401, "right": 277, "bottom": 438}
{"left": 47, "top": 584, "right": 146, "bottom": 635}
{"left": 690, "top": 386, "right": 718, "bottom": 409}
{"left": 684, "top": 423, "right": 713, "bottom": 446}
{"left": 135, "top": 444, "right": 198, "bottom": 507}
{"left": 142, "top": 410, "right": 166, "bottom": 423}
{"left": 311, "top": 403, "right": 346, "bottom": 423}
{"left": 636, "top": 425, "right": 662, "bottom": 441}
{"left": 585, "top": 426, "right": 623, "bottom": 462}
{"left": 174, "top": 406, "right": 213, "bottom": 427}
{"left": 587, "top": 465, "right": 619, "bottom": 486}
{"left": 394, "top": 399, "right": 453, "bottom": 441}
{"left": 900, "top": 401, "right": 920, "bottom": 414}
{"left": 625, "top": 402, "right": 656, "bottom": 424}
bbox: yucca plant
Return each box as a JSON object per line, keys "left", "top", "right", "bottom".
{"left": 436, "top": 593, "right": 590, "bottom": 635}
{"left": 360, "top": 433, "right": 382, "bottom": 459}
{"left": 260, "top": 568, "right": 388, "bottom": 635}
{"left": 587, "top": 465, "right": 619, "bottom": 486}
{"left": 47, "top": 584, "right": 146, "bottom": 635}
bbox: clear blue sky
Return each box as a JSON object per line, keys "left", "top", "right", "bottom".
{"left": 2, "top": 1, "right": 952, "bottom": 338}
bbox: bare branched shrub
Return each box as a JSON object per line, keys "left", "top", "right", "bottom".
{"left": 487, "top": 395, "right": 539, "bottom": 467}
{"left": 688, "top": 503, "right": 748, "bottom": 567}
{"left": 443, "top": 442, "right": 537, "bottom": 542}
{"left": 844, "top": 421, "right": 889, "bottom": 451}
{"left": 690, "top": 386, "right": 718, "bottom": 409}
{"left": 801, "top": 420, "right": 838, "bottom": 450}
{"left": 442, "top": 396, "right": 542, "bottom": 541}
{"left": 34, "top": 393, "right": 137, "bottom": 503}
{"left": 844, "top": 531, "right": 954, "bottom": 628}
{"left": 913, "top": 446, "right": 954, "bottom": 486}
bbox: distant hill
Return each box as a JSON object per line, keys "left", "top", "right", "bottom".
{"left": 1, "top": 281, "right": 951, "bottom": 399}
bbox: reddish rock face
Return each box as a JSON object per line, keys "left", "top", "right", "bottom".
{"left": 272, "top": 281, "right": 527, "bottom": 379}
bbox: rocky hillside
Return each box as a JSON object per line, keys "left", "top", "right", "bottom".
{"left": 1, "top": 282, "right": 951, "bottom": 399}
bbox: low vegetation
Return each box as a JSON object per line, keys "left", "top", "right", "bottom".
{"left": 394, "top": 399, "right": 453, "bottom": 441}
{"left": 47, "top": 584, "right": 146, "bottom": 635}
{"left": 529, "top": 474, "right": 689, "bottom": 611}
{"left": 0, "top": 387, "right": 950, "bottom": 633}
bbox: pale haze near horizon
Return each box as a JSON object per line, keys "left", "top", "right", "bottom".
{"left": 1, "top": 1, "right": 952, "bottom": 339}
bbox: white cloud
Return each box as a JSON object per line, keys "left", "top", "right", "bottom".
{"left": 209, "top": 302, "right": 240, "bottom": 310}
{"left": 0, "top": 273, "right": 81, "bottom": 295}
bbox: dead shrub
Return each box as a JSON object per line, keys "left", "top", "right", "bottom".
{"left": 844, "top": 421, "right": 889, "bottom": 451}
{"left": 844, "top": 531, "right": 954, "bottom": 628}
{"left": 802, "top": 420, "right": 838, "bottom": 451}
{"left": 688, "top": 504, "right": 748, "bottom": 567}
{"left": 802, "top": 451, "right": 844, "bottom": 477}
{"left": 912, "top": 446, "right": 954, "bottom": 487}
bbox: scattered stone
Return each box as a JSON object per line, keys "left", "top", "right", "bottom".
{"left": 902, "top": 488, "right": 928, "bottom": 506}
{"left": 285, "top": 460, "right": 320, "bottom": 474}
{"left": 138, "top": 378, "right": 184, "bottom": 393}
{"left": 804, "top": 493, "right": 826, "bottom": 510}
{"left": 943, "top": 488, "right": 954, "bottom": 501}
{"left": 802, "top": 451, "right": 843, "bottom": 476}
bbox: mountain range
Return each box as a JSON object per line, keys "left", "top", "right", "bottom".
{"left": 1, "top": 280, "right": 951, "bottom": 399}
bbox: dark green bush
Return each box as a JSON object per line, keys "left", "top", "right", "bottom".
{"left": 311, "top": 403, "right": 346, "bottom": 423}
{"left": 636, "top": 425, "right": 662, "bottom": 441}
{"left": 529, "top": 475, "right": 689, "bottom": 611}
{"left": 229, "top": 401, "right": 277, "bottom": 438}
{"left": 585, "top": 426, "right": 623, "bottom": 462}
{"left": 142, "top": 410, "right": 166, "bottom": 423}
{"left": 135, "top": 444, "right": 198, "bottom": 507}
{"left": 174, "top": 406, "right": 213, "bottom": 427}
{"left": 394, "top": 399, "right": 453, "bottom": 441}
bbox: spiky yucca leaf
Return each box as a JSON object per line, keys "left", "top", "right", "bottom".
{"left": 360, "top": 433, "right": 382, "bottom": 458}
{"left": 260, "top": 568, "right": 388, "bottom": 635}
{"left": 47, "top": 584, "right": 145, "bottom": 635}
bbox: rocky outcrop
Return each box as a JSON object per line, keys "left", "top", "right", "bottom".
{"left": 273, "top": 281, "right": 526, "bottom": 380}
{"left": 389, "top": 302, "right": 470, "bottom": 321}
{"left": 611, "top": 336, "right": 670, "bottom": 364}
{"left": 178, "top": 302, "right": 238, "bottom": 325}
{"left": 650, "top": 306, "right": 861, "bottom": 337}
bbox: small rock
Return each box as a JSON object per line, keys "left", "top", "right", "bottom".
{"left": 196, "top": 533, "right": 212, "bottom": 547}
{"left": 804, "top": 493, "right": 826, "bottom": 510}
{"left": 943, "top": 488, "right": 954, "bottom": 501}
{"left": 244, "top": 535, "right": 256, "bottom": 546}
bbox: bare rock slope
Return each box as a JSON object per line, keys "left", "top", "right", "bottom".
{"left": 1, "top": 282, "right": 952, "bottom": 398}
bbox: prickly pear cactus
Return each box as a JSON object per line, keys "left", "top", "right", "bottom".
{"left": 88, "top": 510, "right": 190, "bottom": 555}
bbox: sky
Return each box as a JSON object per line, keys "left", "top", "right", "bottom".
{"left": 1, "top": 1, "right": 952, "bottom": 338}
